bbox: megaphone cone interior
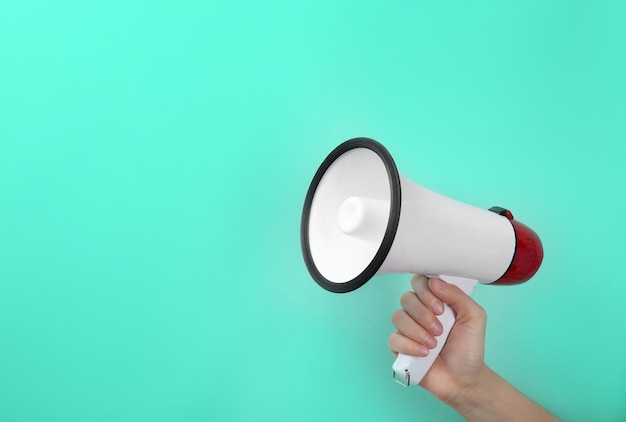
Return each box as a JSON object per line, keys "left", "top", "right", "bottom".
{"left": 301, "top": 139, "right": 401, "bottom": 293}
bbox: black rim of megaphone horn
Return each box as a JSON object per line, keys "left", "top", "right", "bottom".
{"left": 300, "top": 137, "right": 402, "bottom": 293}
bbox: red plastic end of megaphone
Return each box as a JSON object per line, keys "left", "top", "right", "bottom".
{"left": 494, "top": 219, "right": 544, "bottom": 285}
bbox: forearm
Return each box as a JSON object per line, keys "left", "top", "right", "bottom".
{"left": 445, "top": 365, "right": 560, "bottom": 422}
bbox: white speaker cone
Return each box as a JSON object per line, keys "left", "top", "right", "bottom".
{"left": 337, "top": 196, "right": 390, "bottom": 238}
{"left": 301, "top": 139, "right": 401, "bottom": 292}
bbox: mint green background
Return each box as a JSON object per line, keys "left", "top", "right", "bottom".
{"left": 2, "top": 1, "right": 625, "bottom": 421}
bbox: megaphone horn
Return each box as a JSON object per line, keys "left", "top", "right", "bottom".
{"left": 300, "top": 138, "right": 543, "bottom": 386}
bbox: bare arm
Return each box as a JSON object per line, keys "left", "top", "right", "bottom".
{"left": 388, "top": 275, "right": 559, "bottom": 422}
{"left": 449, "top": 364, "right": 558, "bottom": 422}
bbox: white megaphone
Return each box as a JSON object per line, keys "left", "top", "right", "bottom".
{"left": 301, "top": 138, "right": 543, "bottom": 387}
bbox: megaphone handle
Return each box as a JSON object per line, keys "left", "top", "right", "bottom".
{"left": 392, "top": 275, "right": 478, "bottom": 386}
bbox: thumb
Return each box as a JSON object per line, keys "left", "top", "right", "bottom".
{"left": 428, "top": 277, "right": 487, "bottom": 329}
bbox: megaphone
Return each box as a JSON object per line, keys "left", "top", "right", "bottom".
{"left": 301, "top": 138, "right": 543, "bottom": 386}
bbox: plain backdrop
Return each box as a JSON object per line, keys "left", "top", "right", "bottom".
{"left": 1, "top": 1, "right": 625, "bottom": 421}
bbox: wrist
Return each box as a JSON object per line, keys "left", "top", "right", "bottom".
{"left": 443, "top": 365, "right": 559, "bottom": 422}
{"left": 444, "top": 364, "right": 498, "bottom": 419}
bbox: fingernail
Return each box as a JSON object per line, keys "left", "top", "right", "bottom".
{"left": 430, "top": 321, "right": 443, "bottom": 336}
{"left": 416, "top": 345, "right": 429, "bottom": 356}
{"left": 430, "top": 277, "right": 444, "bottom": 292}
{"left": 431, "top": 299, "right": 444, "bottom": 315}
{"left": 425, "top": 335, "right": 437, "bottom": 349}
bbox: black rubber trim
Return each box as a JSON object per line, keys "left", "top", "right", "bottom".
{"left": 300, "top": 137, "right": 402, "bottom": 293}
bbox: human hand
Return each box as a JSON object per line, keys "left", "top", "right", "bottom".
{"left": 388, "top": 275, "right": 488, "bottom": 404}
{"left": 389, "top": 275, "right": 560, "bottom": 421}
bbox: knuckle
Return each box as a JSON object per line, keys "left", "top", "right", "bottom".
{"left": 388, "top": 332, "right": 401, "bottom": 351}
{"left": 399, "top": 291, "right": 414, "bottom": 308}
{"left": 411, "top": 274, "right": 428, "bottom": 290}
{"left": 475, "top": 304, "right": 488, "bottom": 321}
{"left": 387, "top": 334, "right": 394, "bottom": 349}
{"left": 391, "top": 309, "right": 405, "bottom": 326}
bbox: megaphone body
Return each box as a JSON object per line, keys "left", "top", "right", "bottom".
{"left": 301, "top": 138, "right": 543, "bottom": 386}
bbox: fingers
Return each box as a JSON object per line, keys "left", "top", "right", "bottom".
{"left": 391, "top": 309, "right": 438, "bottom": 348}
{"left": 388, "top": 332, "right": 429, "bottom": 357}
{"left": 399, "top": 291, "right": 443, "bottom": 337}
{"left": 389, "top": 275, "right": 447, "bottom": 357}
{"left": 428, "top": 277, "right": 487, "bottom": 329}
{"left": 411, "top": 274, "right": 445, "bottom": 315}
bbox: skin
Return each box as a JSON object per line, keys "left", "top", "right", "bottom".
{"left": 388, "top": 275, "right": 560, "bottom": 422}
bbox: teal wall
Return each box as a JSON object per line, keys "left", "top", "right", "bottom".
{"left": 2, "top": 1, "right": 625, "bottom": 420}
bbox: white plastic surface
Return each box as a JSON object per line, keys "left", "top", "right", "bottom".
{"left": 338, "top": 196, "right": 390, "bottom": 240}
{"left": 392, "top": 275, "right": 478, "bottom": 386}
{"left": 378, "top": 175, "right": 515, "bottom": 283}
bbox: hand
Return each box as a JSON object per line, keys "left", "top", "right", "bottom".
{"left": 388, "top": 275, "right": 487, "bottom": 404}
{"left": 388, "top": 275, "right": 560, "bottom": 421}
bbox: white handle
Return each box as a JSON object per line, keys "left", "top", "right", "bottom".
{"left": 392, "top": 275, "right": 478, "bottom": 386}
